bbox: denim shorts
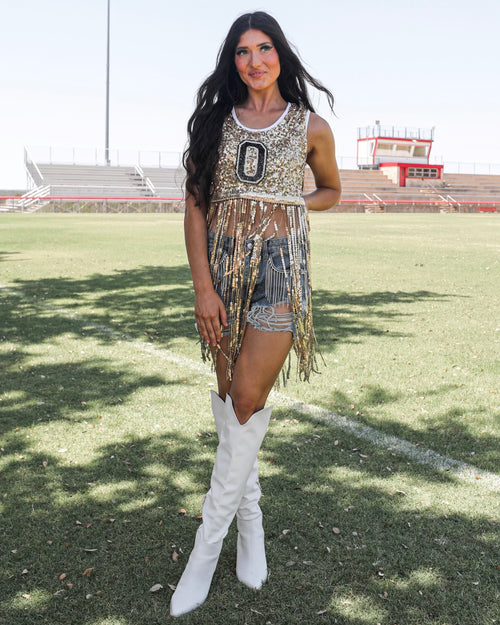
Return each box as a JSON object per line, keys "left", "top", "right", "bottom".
{"left": 208, "top": 231, "right": 309, "bottom": 337}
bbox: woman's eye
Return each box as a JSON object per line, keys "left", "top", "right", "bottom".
{"left": 236, "top": 49, "right": 248, "bottom": 56}
{"left": 260, "top": 45, "right": 273, "bottom": 52}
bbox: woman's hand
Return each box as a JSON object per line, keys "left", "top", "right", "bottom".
{"left": 194, "top": 287, "right": 228, "bottom": 347}
{"left": 184, "top": 191, "right": 228, "bottom": 347}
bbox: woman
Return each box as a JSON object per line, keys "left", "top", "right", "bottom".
{"left": 170, "top": 11, "right": 341, "bottom": 617}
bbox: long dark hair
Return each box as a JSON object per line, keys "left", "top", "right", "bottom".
{"left": 183, "top": 11, "right": 334, "bottom": 209}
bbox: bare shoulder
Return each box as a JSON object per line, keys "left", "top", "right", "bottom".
{"left": 307, "top": 112, "right": 335, "bottom": 155}
{"left": 307, "top": 112, "right": 333, "bottom": 137}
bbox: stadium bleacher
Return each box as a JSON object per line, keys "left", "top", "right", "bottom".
{"left": 441, "top": 173, "right": 500, "bottom": 205}
{"left": 31, "top": 163, "right": 184, "bottom": 199}
{"left": 141, "top": 166, "right": 185, "bottom": 197}
{"left": 7, "top": 148, "right": 499, "bottom": 212}
{"left": 304, "top": 168, "right": 500, "bottom": 211}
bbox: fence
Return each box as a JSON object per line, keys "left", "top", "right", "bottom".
{"left": 357, "top": 126, "right": 434, "bottom": 140}
{"left": 338, "top": 156, "right": 500, "bottom": 175}
{"left": 25, "top": 146, "right": 183, "bottom": 169}
{"left": 24, "top": 147, "right": 500, "bottom": 177}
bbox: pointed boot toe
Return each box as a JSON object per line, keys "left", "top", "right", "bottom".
{"left": 169, "top": 528, "right": 222, "bottom": 617}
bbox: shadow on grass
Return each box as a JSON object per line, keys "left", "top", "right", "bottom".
{"left": 0, "top": 349, "right": 166, "bottom": 436}
{"left": 1, "top": 265, "right": 497, "bottom": 623}
{"left": 0, "top": 265, "right": 194, "bottom": 437}
{"left": 1, "top": 265, "right": 194, "bottom": 349}
{"left": 2, "top": 268, "right": 460, "bottom": 353}
{"left": 325, "top": 385, "right": 500, "bottom": 474}
{"left": 259, "top": 414, "right": 498, "bottom": 625}
{"left": 1, "top": 269, "right": 495, "bottom": 467}
{"left": 0, "top": 407, "right": 497, "bottom": 625}
{"left": 0, "top": 251, "right": 20, "bottom": 262}
{"left": 312, "top": 288, "right": 460, "bottom": 349}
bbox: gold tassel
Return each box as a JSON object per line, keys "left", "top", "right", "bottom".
{"left": 204, "top": 195, "right": 317, "bottom": 383}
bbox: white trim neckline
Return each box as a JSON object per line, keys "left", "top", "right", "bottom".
{"left": 232, "top": 102, "right": 291, "bottom": 132}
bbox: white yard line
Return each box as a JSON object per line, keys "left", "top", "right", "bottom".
{"left": 154, "top": 348, "right": 500, "bottom": 490}
{"left": 272, "top": 393, "right": 500, "bottom": 487}
{"left": 3, "top": 285, "right": 499, "bottom": 490}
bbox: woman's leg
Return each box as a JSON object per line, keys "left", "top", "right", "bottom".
{"left": 171, "top": 326, "right": 293, "bottom": 615}
{"left": 213, "top": 324, "right": 293, "bottom": 588}
{"left": 227, "top": 324, "right": 293, "bottom": 423}
{"left": 170, "top": 392, "right": 272, "bottom": 616}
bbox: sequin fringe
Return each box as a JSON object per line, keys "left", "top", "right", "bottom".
{"left": 202, "top": 195, "right": 318, "bottom": 383}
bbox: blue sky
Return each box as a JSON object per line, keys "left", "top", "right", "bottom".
{"left": 1, "top": 0, "right": 499, "bottom": 188}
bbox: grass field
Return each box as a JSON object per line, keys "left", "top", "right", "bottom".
{"left": 0, "top": 213, "right": 499, "bottom": 625}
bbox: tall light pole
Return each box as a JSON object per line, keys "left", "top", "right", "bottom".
{"left": 105, "top": 0, "right": 111, "bottom": 165}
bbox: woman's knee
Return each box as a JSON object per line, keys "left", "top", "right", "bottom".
{"left": 229, "top": 392, "right": 264, "bottom": 425}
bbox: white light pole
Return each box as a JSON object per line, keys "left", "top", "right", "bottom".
{"left": 105, "top": 0, "right": 111, "bottom": 165}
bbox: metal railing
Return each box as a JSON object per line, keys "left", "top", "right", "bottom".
{"left": 1, "top": 194, "right": 497, "bottom": 214}
{"left": 351, "top": 156, "right": 500, "bottom": 176}
{"left": 441, "top": 161, "right": 500, "bottom": 175}
{"left": 24, "top": 147, "right": 500, "bottom": 177}
{"left": 17, "top": 185, "right": 51, "bottom": 209}
{"left": 24, "top": 146, "right": 45, "bottom": 186}
{"left": 25, "top": 146, "right": 183, "bottom": 168}
{"left": 358, "top": 126, "right": 434, "bottom": 140}
{"left": 134, "top": 165, "right": 156, "bottom": 195}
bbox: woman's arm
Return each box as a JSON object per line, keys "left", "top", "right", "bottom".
{"left": 184, "top": 192, "right": 228, "bottom": 348}
{"left": 304, "top": 113, "right": 342, "bottom": 211}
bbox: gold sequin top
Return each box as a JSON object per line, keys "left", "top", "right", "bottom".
{"left": 204, "top": 103, "right": 318, "bottom": 381}
{"left": 211, "top": 103, "right": 309, "bottom": 205}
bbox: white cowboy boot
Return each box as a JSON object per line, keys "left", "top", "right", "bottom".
{"left": 211, "top": 391, "right": 268, "bottom": 590}
{"left": 235, "top": 481, "right": 267, "bottom": 589}
{"left": 170, "top": 395, "right": 272, "bottom": 617}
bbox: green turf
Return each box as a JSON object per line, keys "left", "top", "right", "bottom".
{"left": 0, "top": 213, "right": 499, "bottom": 625}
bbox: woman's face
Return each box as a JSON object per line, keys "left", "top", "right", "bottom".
{"left": 234, "top": 29, "right": 281, "bottom": 93}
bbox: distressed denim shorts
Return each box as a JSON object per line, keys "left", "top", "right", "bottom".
{"left": 208, "top": 231, "right": 309, "bottom": 337}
